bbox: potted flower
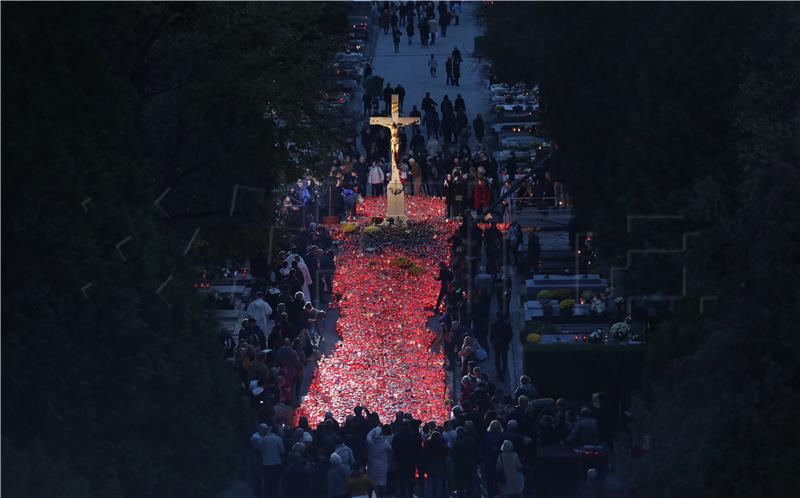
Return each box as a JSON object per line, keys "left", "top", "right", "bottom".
{"left": 609, "top": 316, "right": 632, "bottom": 341}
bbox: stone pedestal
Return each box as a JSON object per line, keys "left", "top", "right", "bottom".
{"left": 386, "top": 180, "right": 407, "bottom": 221}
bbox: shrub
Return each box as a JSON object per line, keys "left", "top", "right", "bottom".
{"left": 560, "top": 298, "right": 576, "bottom": 310}
{"left": 537, "top": 289, "right": 555, "bottom": 300}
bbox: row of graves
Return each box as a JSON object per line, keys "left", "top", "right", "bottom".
{"left": 194, "top": 265, "right": 253, "bottom": 343}
{"left": 494, "top": 84, "right": 645, "bottom": 492}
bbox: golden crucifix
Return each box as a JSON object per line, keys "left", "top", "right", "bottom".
{"left": 370, "top": 94, "right": 419, "bottom": 221}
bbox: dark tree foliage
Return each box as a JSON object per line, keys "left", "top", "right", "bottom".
{"left": 2, "top": 3, "right": 345, "bottom": 497}
{"left": 482, "top": 3, "right": 800, "bottom": 497}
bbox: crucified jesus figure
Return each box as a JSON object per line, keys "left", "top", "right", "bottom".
{"left": 370, "top": 94, "right": 420, "bottom": 221}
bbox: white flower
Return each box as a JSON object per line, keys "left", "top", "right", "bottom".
{"left": 610, "top": 321, "right": 631, "bottom": 339}
{"left": 590, "top": 298, "right": 606, "bottom": 314}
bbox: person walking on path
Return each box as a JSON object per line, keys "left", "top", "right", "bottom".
{"left": 490, "top": 312, "right": 512, "bottom": 378}
{"left": 452, "top": 2, "right": 461, "bottom": 25}
{"left": 394, "top": 83, "right": 406, "bottom": 112}
{"left": 419, "top": 16, "right": 429, "bottom": 46}
{"left": 392, "top": 28, "right": 402, "bottom": 53}
{"left": 423, "top": 108, "right": 440, "bottom": 140}
{"left": 381, "top": 8, "right": 390, "bottom": 35}
{"left": 406, "top": 19, "right": 414, "bottom": 45}
{"left": 473, "top": 113, "right": 485, "bottom": 144}
{"left": 362, "top": 92, "right": 372, "bottom": 117}
{"left": 428, "top": 54, "right": 438, "bottom": 78}
{"left": 454, "top": 94, "right": 466, "bottom": 114}
{"left": 439, "top": 9, "right": 450, "bottom": 37}
{"left": 452, "top": 58, "right": 461, "bottom": 87}
{"left": 440, "top": 108, "right": 453, "bottom": 145}
{"left": 445, "top": 56, "right": 453, "bottom": 86}
{"left": 421, "top": 92, "right": 437, "bottom": 114}
{"left": 383, "top": 83, "right": 393, "bottom": 113}
{"left": 427, "top": 16, "right": 438, "bottom": 45}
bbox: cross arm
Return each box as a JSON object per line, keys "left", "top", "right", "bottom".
{"left": 395, "top": 117, "right": 420, "bottom": 126}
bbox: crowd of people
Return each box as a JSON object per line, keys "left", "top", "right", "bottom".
{"left": 378, "top": 0, "right": 462, "bottom": 52}
{"left": 245, "top": 380, "right": 615, "bottom": 498}
{"left": 228, "top": 205, "right": 615, "bottom": 498}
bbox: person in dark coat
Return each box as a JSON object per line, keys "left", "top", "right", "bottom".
{"left": 280, "top": 444, "right": 311, "bottom": 498}
{"left": 438, "top": 8, "right": 450, "bottom": 37}
{"left": 452, "top": 58, "right": 461, "bottom": 86}
{"left": 490, "top": 312, "right": 512, "bottom": 377}
{"left": 591, "top": 392, "right": 617, "bottom": 462}
{"left": 421, "top": 432, "right": 449, "bottom": 498}
{"left": 452, "top": 426, "right": 480, "bottom": 498}
{"left": 394, "top": 83, "right": 406, "bottom": 111}
{"left": 421, "top": 92, "right": 437, "bottom": 114}
{"left": 445, "top": 56, "right": 453, "bottom": 86}
{"left": 391, "top": 420, "right": 421, "bottom": 498}
{"left": 454, "top": 94, "right": 466, "bottom": 114}
{"left": 473, "top": 113, "right": 485, "bottom": 144}
{"left": 434, "top": 262, "right": 455, "bottom": 312}
{"left": 392, "top": 28, "right": 402, "bottom": 53}
{"left": 441, "top": 109, "right": 454, "bottom": 145}
{"left": 383, "top": 83, "right": 394, "bottom": 113}
{"left": 406, "top": 18, "right": 414, "bottom": 44}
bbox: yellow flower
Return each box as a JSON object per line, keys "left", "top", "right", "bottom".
{"left": 408, "top": 264, "right": 424, "bottom": 277}
{"left": 341, "top": 222, "right": 358, "bottom": 234}
{"left": 526, "top": 333, "right": 542, "bottom": 343}
{"left": 363, "top": 225, "right": 381, "bottom": 235}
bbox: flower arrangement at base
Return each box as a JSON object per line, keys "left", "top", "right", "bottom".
{"left": 408, "top": 264, "right": 424, "bottom": 277}
{"left": 559, "top": 298, "right": 576, "bottom": 311}
{"left": 341, "top": 222, "right": 358, "bottom": 234}
{"left": 363, "top": 225, "right": 381, "bottom": 235}
{"left": 610, "top": 316, "right": 632, "bottom": 340}
{"left": 588, "top": 330, "right": 604, "bottom": 343}
{"left": 581, "top": 290, "right": 595, "bottom": 302}
{"left": 526, "top": 333, "right": 542, "bottom": 344}
{"left": 391, "top": 256, "right": 413, "bottom": 269}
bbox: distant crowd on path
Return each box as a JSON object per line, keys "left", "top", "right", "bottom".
{"left": 378, "top": 0, "right": 462, "bottom": 52}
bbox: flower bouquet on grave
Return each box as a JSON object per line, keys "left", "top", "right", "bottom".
{"left": 610, "top": 316, "right": 632, "bottom": 341}
{"left": 591, "top": 297, "right": 606, "bottom": 315}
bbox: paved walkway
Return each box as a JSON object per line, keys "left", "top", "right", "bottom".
{"left": 370, "top": 3, "right": 490, "bottom": 130}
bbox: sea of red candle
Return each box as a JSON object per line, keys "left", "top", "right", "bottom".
{"left": 297, "top": 197, "right": 455, "bottom": 424}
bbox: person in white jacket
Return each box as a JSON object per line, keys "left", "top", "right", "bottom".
{"left": 367, "top": 425, "right": 393, "bottom": 496}
{"left": 293, "top": 255, "right": 313, "bottom": 302}
{"left": 246, "top": 291, "right": 273, "bottom": 336}
{"left": 368, "top": 161, "right": 385, "bottom": 196}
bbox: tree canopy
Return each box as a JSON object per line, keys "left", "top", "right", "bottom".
{"left": 2, "top": 3, "right": 345, "bottom": 497}
{"left": 482, "top": 3, "right": 800, "bottom": 496}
